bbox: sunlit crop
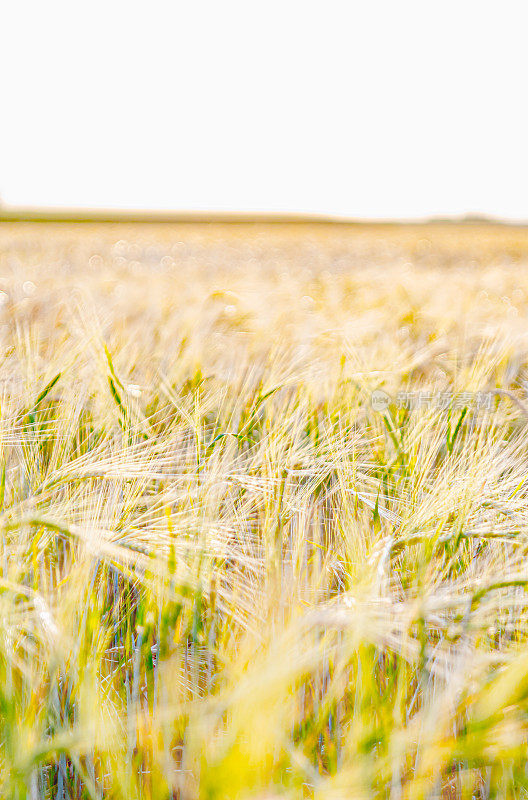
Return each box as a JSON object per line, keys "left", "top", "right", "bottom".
{"left": 1, "top": 221, "right": 528, "bottom": 799}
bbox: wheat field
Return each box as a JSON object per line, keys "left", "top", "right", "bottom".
{"left": 2, "top": 220, "right": 528, "bottom": 799}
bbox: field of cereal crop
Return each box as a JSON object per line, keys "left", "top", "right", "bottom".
{"left": 2, "top": 220, "right": 528, "bottom": 798}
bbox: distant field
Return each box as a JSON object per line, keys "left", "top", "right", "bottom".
{"left": 2, "top": 221, "right": 528, "bottom": 799}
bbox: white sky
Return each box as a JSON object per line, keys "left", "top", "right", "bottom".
{"left": 1, "top": 1, "right": 527, "bottom": 220}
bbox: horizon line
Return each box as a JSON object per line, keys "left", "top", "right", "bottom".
{"left": 1, "top": 205, "right": 527, "bottom": 227}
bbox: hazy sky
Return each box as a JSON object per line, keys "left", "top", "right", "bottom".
{"left": 2, "top": 1, "right": 527, "bottom": 219}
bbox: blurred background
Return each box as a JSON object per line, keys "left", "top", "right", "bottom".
{"left": 1, "top": 0, "right": 527, "bottom": 221}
